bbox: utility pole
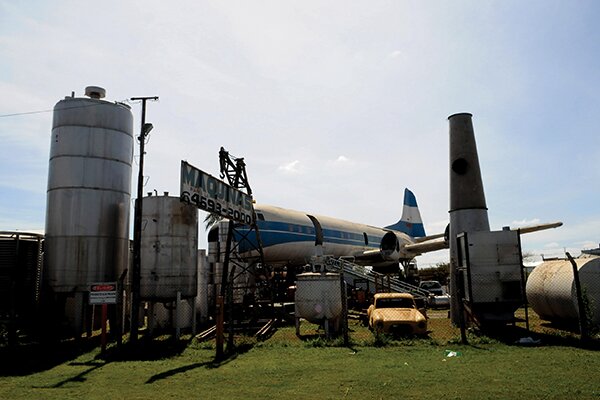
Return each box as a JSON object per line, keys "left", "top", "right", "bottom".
{"left": 130, "top": 95, "right": 158, "bottom": 343}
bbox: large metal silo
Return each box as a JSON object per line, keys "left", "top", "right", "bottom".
{"left": 44, "top": 87, "right": 133, "bottom": 295}
{"left": 140, "top": 194, "right": 198, "bottom": 300}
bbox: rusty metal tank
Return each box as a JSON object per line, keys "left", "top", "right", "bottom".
{"left": 44, "top": 86, "right": 133, "bottom": 293}
{"left": 526, "top": 254, "right": 600, "bottom": 324}
{"left": 140, "top": 194, "right": 198, "bottom": 300}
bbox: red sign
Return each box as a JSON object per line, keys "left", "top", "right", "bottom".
{"left": 92, "top": 284, "right": 116, "bottom": 292}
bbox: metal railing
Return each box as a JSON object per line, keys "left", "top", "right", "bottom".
{"left": 324, "top": 257, "right": 430, "bottom": 299}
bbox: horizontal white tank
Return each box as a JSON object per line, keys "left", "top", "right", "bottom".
{"left": 295, "top": 272, "right": 343, "bottom": 327}
{"left": 526, "top": 255, "right": 600, "bottom": 324}
{"left": 140, "top": 195, "right": 198, "bottom": 300}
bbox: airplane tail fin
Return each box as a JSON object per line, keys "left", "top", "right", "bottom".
{"left": 385, "top": 188, "right": 426, "bottom": 238}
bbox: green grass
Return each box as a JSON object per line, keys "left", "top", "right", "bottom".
{"left": 1, "top": 322, "right": 599, "bottom": 400}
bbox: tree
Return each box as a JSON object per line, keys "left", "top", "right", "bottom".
{"left": 419, "top": 262, "right": 450, "bottom": 283}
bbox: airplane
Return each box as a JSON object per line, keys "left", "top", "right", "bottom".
{"left": 208, "top": 188, "right": 562, "bottom": 274}
{"left": 209, "top": 188, "right": 437, "bottom": 273}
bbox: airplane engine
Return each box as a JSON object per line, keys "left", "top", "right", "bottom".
{"left": 380, "top": 231, "right": 402, "bottom": 261}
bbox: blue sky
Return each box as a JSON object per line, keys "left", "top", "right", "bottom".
{"left": 1, "top": 1, "right": 598, "bottom": 266}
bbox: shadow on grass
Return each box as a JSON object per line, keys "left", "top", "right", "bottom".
{"left": 101, "top": 337, "right": 190, "bottom": 362}
{"left": 296, "top": 332, "right": 323, "bottom": 342}
{"left": 37, "top": 360, "right": 108, "bottom": 388}
{"left": 0, "top": 337, "right": 100, "bottom": 377}
{"left": 295, "top": 332, "right": 362, "bottom": 355}
{"left": 144, "top": 342, "right": 255, "bottom": 384}
{"left": 466, "top": 324, "right": 600, "bottom": 350}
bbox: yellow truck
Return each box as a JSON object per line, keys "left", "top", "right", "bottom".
{"left": 367, "top": 293, "right": 427, "bottom": 335}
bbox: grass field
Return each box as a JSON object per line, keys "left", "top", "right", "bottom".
{"left": 1, "top": 319, "right": 599, "bottom": 400}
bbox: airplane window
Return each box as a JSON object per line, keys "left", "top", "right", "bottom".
{"left": 363, "top": 232, "right": 368, "bottom": 245}
{"left": 256, "top": 213, "right": 265, "bottom": 221}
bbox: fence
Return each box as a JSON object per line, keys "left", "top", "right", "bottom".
{"left": 197, "top": 250, "right": 599, "bottom": 357}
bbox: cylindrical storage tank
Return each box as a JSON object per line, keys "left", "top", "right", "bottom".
{"left": 206, "top": 226, "right": 219, "bottom": 308}
{"left": 526, "top": 255, "right": 600, "bottom": 324}
{"left": 196, "top": 249, "right": 209, "bottom": 323}
{"left": 140, "top": 194, "right": 198, "bottom": 300}
{"left": 44, "top": 87, "right": 133, "bottom": 292}
{"left": 295, "top": 273, "right": 343, "bottom": 329}
{"left": 148, "top": 299, "right": 195, "bottom": 330}
{"left": 210, "top": 221, "right": 229, "bottom": 297}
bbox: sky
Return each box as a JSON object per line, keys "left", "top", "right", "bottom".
{"left": 1, "top": 0, "right": 599, "bottom": 268}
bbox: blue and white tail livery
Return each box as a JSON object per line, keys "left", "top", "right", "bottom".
{"left": 385, "top": 188, "right": 426, "bottom": 238}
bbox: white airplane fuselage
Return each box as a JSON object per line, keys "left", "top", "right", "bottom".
{"left": 230, "top": 204, "right": 418, "bottom": 268}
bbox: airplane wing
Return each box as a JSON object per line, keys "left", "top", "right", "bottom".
{"left": 405, "top": 222, "right": 563, "bottom": 253}
{"left": 353, "top": 236, "right": 449, "bottom": 262}
{"left": 514, "top": 221, "right": 563, "bottom": 234}
{"left": 351, "top": 222, "right": 563, "bottom": 264}
{"left": 412, "top": 233, "right": 445, "bottom": 243}
{"left": 404, "top": 237, "right": 448, "bottom": 254}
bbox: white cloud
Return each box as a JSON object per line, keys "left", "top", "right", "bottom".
{"left": 510, "top": 218, "right": 541, "bottom": 227}
{"left": 544, "top": 242, "right": 560, "bottom": 249}
{"left": 388, "top": 50, "right": 403, "bottom": 59}
{"left": 278, "top": 160, "right": 301, "bottom": 174}
{"left": 335, "top": 155, "right": 349, "bottom": 163}
{"left": 578, "top": 241, "right": 599, "bottom": 251}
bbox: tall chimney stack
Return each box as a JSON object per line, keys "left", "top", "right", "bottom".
{"left": 448, "top": 113, "right": 490, "bottom": 324}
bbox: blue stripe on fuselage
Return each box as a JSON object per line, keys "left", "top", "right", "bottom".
{"left": 234, "top": 220, "right": 382, "bottom": 253}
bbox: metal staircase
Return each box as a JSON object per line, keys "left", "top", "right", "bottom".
{"left": 324, "top": 257, "right": 430, "bottom": 300}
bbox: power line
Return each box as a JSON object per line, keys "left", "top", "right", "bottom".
{"left": 0, "top": 99, "right": 138, "bottom": 118}
{"left": 0, "top": 108, "right": 54, "bottom": 118}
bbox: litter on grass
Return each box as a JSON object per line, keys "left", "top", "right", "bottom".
{"left": 515, "top": 337, "right": 541, "bottom": 346}
{"left": 444, "top": 350, "right": 462, "bottom": 358}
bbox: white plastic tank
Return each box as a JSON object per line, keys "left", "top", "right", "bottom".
{"left": 526, "top": 255, "right": 600, "bottom": 324}
{"left": 44, "top": 87, "right": 133, "bottom": 292}
{"left": 295, "top": 272, "right": 343, "bottom": 330}
{"left": 140, "top": 194, "right": 198, "bottom": 300}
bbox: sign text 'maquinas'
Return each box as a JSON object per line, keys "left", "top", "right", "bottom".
{"left": 180, "top": 161, "right": 254, "bottom": 225}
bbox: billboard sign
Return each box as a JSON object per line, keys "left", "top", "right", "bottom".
{"left": 180, "top": 161, "right": 255, "bottom": 225}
